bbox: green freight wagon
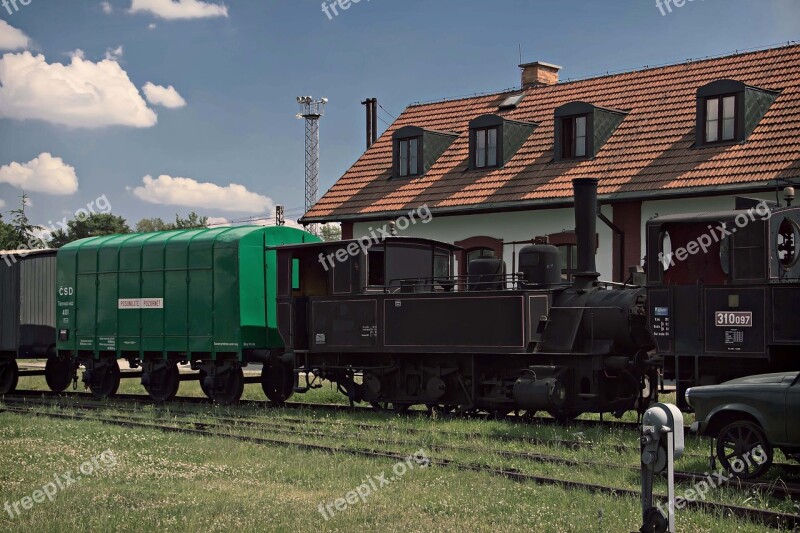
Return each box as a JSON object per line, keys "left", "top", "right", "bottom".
{"left": 56, "top": 226, "right": 319, "bottom": 403}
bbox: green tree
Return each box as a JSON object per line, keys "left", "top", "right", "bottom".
{"left": 174, "top": 212, "right": 208, "bottom": 229}
{"left": 49, "top": 213, "right": 131, "bottom": 248}
{"left": 135, "top": 212, "right": 209, "bottom": 233}
{"left": 1, "top": 193, "right": 42, "bottom": 250}
{"left": 320, "top": 223, "right": 342, "bottom": 242}
{"left": 0, "top": 211, "right": 17, "bottom": 250}
{"left": 135, "top": 217, "right": 172, "bottom": 233}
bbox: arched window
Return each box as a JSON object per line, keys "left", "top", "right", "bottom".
{"left": 454, "top": 236, "right": 504, "bottom": 277}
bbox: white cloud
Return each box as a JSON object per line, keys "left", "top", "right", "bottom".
{"left": 104, "top": 45, "right": 124, "bottom": 61}
{"left": 101, "top": 1, "right": 113, "bottom": 14}
{"left": 0, "top": 51, "right": 157, "bottom": 128}
{"left": 207, "top": 216, "right": 230, "bottom": 227}
{"left": 0, "top": 198, "right": 5, "bottom": 209}
{"left": 0, "top": 153, "right": 79, "bottom": 195}
{"left": 132, "top": 175, "right": 273, "bottom": 213}
{"left": 0, "top": 20, "right": 30, "bottom": 51}
{"left": 129, "top": 0, "right": 228, "bottom": 19}
{"left": 142, "top": 82, "right": 186, "bottom": 108}
{"left": 148, "top": 23, "right": 158, "bottom": 30}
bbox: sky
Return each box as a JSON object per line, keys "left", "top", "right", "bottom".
{"left": 0, "top": 0, "right": 799, "bottom": 232}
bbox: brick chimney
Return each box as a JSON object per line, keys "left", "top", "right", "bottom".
{"left": 519, "top": 61, "right": 562, "bottom": 88}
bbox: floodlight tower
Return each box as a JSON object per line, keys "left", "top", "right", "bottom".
{"left": 296, "top": 96, "right": 328, "bottom": 235}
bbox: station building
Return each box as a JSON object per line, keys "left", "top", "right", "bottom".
{"left": 301, "top": 44, "right": 800, "bottom": 281}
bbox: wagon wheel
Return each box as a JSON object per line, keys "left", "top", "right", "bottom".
{"left": 212, "top": 368, "right": 244, "bottom": 406}
{"left": 198, "top": 369, "right": 213, "bottom": 399}
{"left": 45, "top": 355, "right": 73, "bottom": 393}
{"left": 261, "top": 360, "right": 295, "bottom": 406}
{"left": 0, "top": 359, "right": 19, "bottom": 395}
{"left": 370, "top": 401, "right": 412, "bottom": 413}
{"left": 144, "top": 363, "right": 180, "bottom": 403}
{"left": 716, "top": 421, "right": 773, "bottom": 479}
{"left": 88, "top": 360, "right": 121, "bottom": 400}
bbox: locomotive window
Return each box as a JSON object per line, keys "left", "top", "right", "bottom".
{"left": 732, "top": 222, "right": 765, "bottom": 280}
{"left": 367, "top": 250, "right": 385, "bottom": 286}
{"left": 777, "top": 217, "right": 800, "bottom": 269}
{"left": 434, "top": 253, "right": 450, "bottom": 278}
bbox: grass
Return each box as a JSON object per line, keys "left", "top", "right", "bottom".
{"left": 4, "top": 366, "right": 798, "bottom": 532}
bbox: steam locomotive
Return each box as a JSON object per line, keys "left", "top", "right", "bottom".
{"left": 272, "top": 179, "right": 661, "bottom": 418}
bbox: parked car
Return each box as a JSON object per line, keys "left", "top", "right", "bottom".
{"left": 686, "top": 372, "right": 800, "bottom": 479}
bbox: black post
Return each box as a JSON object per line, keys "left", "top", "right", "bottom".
{"left": 371, "top": 98, "right": 378, "bottom": 146}
{"left": 361, "top": 99, "right": 373, "bottom": 150}
{"left": 572, "top": 178, "right": 600, "bottom": 287}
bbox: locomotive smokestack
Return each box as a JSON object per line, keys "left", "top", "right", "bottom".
{"left": 572, "top": 178, "right": 600, "bottom": 287}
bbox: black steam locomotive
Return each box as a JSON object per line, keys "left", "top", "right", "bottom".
{"left": 273, "top": 179, "right": 661, "bottom": 418}
{"left": 645, "top": 189, "right": 800, "bottom": 406}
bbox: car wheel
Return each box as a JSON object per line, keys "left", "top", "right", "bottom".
{"left": 716, "top": 420, "right": 773, "bottom": 479}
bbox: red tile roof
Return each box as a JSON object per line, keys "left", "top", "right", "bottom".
{"left": 303, "top": 44, "right": 800, "bottom": 222}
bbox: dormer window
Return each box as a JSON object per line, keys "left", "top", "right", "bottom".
{"left": 392, "top": 126, "right": 458, "bottom": 179}
{"left": 561, "top": 115, "right": 588, "bottom": 159}
{"left": 554, "top": 102, "right": 626, "bottom": 162}
{"left": 474, "top": 127, "right": 498, "bottom": 168}
{"left": 398, "top": 137, "right": 420, "bottom": 177}
{"left": 696, "top": 80, "right": 780, "bottom": 147}
{"left": 705, "top": 95, "right": 737, "bottom": 143}
{"left": 468, "top": 115, "right": 537, "bottom": 171}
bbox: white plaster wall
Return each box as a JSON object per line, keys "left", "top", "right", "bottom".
{"left": 352, "top": 204, "right": 615, "bottom": 280}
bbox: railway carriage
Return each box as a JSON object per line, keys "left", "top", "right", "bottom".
{"left": 646, "top": 194, "right": 800, "bottom": 407}
{"left": 54, "top": 226, "right": 319, "bottom": 403}
{"left": 0, "top": 249, "right": 68, "bottom": 395}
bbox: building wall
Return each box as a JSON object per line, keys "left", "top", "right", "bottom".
{"left": 349, "top": 189, "right": 778, "bottom": 281}
{"left": 352, "top": 205, "right": 615, "bottom": 279}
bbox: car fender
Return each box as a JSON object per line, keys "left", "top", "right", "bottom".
{"left": 703, "top": 403, "right": 773, "bottom": 439}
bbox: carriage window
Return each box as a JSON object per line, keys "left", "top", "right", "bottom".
{"left": 777, "top": 217, "right": 800, "bottom": 269}
{"left": 660, "top": 223, "right": 728, "bottom": 285}
{"left": 292, "top": 258, "right": 300, "bottom": 290}
{"left": 367, "top": 250, "right": 385, "bottom": 286}
{"left": 557, "top": 244, "right": 578, "bottom": 281}
{"left": 466, "top": 248, "right": 495, "bottom": 264}
{"left": 732, "top": 222, "right": 765, "bottom": 280}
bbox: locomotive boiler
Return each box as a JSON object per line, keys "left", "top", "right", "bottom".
{"left": 273, "top": 178, "right": 660, "bottom": 419}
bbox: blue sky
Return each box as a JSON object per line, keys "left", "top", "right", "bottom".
{"left": 0, "top": 0, "right": 799, "bottom": 230}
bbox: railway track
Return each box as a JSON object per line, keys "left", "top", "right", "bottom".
{"left": 1, "top": 403, "right": 797, "bottom": 530}
{"left": 7, "top": 390, "right": 800, "bottom": 476}
{"left": 3, "top": 397, "right": 800, "bottom": 502}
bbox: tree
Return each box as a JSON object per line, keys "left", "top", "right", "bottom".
{"left": 0, "top": 193, "right": 42, "bottom": 250}
{"left": 135, "top": 217, "right": 172, "bottom": 233}
{"left": 49, "top": 213, "right": 131, "bottom": 248}
{"left": 320, "top": 223, "right": 342, "bottom": 242}
{"left": 135, "top": 212, "right": 209, "bottom": 233}
{"left": 0, "top": 211, "right": 17, "bottom": 250}
{"left": 174, "top": 212, "right": 208, "bottom": 229}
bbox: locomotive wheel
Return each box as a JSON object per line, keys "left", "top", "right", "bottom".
{"left": 261, "top": 361, "right": 294, "bottom": 406}
{"left": 144, "top": 363, "right": 180, "bottom": 403}
{"left": 370, "top": 401, "right": 412, "bottom": 413}
{"left": 45, "top": 355, "right": 73, "bottom": 393}
{"left": 0, "top": 359, "right": 19, "bottom": 395}
{"left": 716, "top": 421, "right": 773, "bottom": 479}
{"left": 212, "top": 368, "right": 244, "bottom": 406}
{"left": 88, "top": 360, "right": 121, "bottom": 400}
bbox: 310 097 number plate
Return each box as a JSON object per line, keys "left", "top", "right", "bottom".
{"left": 715, "top": 311, "right": 753, "bottom": 327}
